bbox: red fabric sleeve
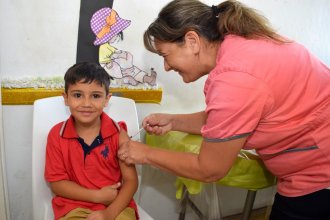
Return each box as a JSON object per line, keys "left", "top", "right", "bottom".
{"left": 44, "top": 124, "right": 70, "bottom": 182}
{"left": 117, "top": 121, "right": 128, "bottom": 132}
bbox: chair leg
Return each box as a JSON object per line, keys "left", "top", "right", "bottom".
{"left": 179, "top": 186, "right": 188, "bottom": 220}
{"left": 241, "top": 190, "right": 257, "bottom": 220}
{"left": 178, "top": 185, "right": 205, "bottom": 220}
{"left": 187, "top": 198, "right": 204, "bottom": 219}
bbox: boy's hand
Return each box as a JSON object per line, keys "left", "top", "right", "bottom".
{"left": 87, "top": 210, "right": 112, "bottom": 220}
{"left": 95, "top": 182, "right": 121, "bottom": 205}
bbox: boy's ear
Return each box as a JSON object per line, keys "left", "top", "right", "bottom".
{"left": 184, "top": 31, "right": 200, "bottom": 54}
{"left": 62, "top": 92, "right": 69, "bottom": 106}
{"left": 104, "top": 93, "right": 112, "bottom": 107}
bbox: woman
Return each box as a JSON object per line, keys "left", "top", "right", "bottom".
{"left": 119, "top": 0, "right": 330, "bottom": 219}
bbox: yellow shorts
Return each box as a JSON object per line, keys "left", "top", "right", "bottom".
{"left": 59, "top": 207, "right": 136, "bottom": 220}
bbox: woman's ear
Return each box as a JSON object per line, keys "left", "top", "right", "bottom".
{"left": 62, "top": 92, "right": 69, "bottom": 106}
{"left": 184, "top": 31, "right": 201, "bottom": 54}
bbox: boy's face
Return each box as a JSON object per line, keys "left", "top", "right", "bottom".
{"left": 63, "top": 80, "right": 110, "bottom": 127}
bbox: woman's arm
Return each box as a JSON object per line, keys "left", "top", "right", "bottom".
{"left": 143, "top": 111, "right": 207, "bottom": 135}
{"left": 120, "top": 136, "right": 246, "bottom": 182}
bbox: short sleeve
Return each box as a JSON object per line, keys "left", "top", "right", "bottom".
{"left": 44, "top": 126, "right": 69, "bottom": 182}
{"left": 201, "top": 71, "right": 273, "bottom": 141}
{"left": 118, "top": 121, "right": 128, "bottom": 132}
{"left": 113, "top": 121, "right": 128, "bottom": 156}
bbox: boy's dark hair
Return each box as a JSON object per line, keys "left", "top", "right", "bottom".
{"left": 64, "top": 62, "right": 113, "bottom": 95}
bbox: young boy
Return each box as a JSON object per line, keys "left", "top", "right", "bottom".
{"left": 45, "top": 62, "right": 139, "bottom": 220}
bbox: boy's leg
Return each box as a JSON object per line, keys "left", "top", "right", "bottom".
{"left": 115, "top": 207, "right": 137, "bottom": 220}
{"left": 59, "top": 208, "right": 93, "bottom": 220}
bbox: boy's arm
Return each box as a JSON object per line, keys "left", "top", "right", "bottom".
{"left": 45, "top": 125, "right": 120, "bottom": 206}
{"left": 96, "top": 129, "right": 138, "bottom": 219}
{"left": 50, "top": 180, "right": 121, "bottom": 205}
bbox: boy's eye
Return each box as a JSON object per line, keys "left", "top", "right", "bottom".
{"left": 92, "top": 94, "right": 101, "bottom": 98}
{"left": 73, "top": 93, "right": 81, "bottom": 98}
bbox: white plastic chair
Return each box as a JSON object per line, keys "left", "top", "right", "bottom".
{"left": 32, "top": 96, "right": 153, "bottom": 220}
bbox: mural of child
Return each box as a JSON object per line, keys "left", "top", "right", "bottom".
{"left": 90, "top": 7, "right": 157, "bottom": 87}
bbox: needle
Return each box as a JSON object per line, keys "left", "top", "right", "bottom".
{"left": 129, "top": 127, "right": 145, "bottom": 138}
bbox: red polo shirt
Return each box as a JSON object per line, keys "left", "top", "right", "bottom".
{"left": 45, "top": 112, "right": 138, "bottom": 219}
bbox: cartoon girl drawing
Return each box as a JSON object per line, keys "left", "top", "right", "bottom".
{"left": 90, "top": 8, "right": 157, "bottom": 86}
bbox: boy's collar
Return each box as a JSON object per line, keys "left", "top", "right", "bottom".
{"left": 60, "top": 112, "right": 118, "bottom": 139}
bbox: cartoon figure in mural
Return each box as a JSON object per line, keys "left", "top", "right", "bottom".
{"left": 91, "top": 7, "right": 157, "bottom": 87}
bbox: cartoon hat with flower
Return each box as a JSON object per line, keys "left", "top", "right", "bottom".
{"left": 90, "top": 8, "right": 131, "bottom": 46}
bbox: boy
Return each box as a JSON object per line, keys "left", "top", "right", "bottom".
{"left": 45, "top": 62, "right": 139, "bottom": 220}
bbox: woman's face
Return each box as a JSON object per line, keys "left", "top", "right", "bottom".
{"left": 154, "top": 39, "right": 206, "bottom": 83}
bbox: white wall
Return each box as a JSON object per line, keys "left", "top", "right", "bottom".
{"left": 1, "top": 0, "right": 330, "bottom": 219}
{"left": 1, "top": 0, "right": 330, "bottom": 114}
{"left": 0, "top": 90, "right": 10, "bottom": 220}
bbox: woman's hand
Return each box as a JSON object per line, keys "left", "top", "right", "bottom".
{"left": 143, "top": 113, "right": 173, "bottom": 135}
{"left": 118, "top": 140, "right": 151, "bottom": 165}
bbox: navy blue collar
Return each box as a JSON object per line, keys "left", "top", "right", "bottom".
{"left": 77, "top": 134, "right": 104, "bottom": 159}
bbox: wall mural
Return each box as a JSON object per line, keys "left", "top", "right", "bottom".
{"left": 76, "top": 0, "right": 114, "bottom": 64}
{"left": 1, "top": 0, "right": 162, "bottom": 105}
{"left": 77, "top": 0, "right": 157, "bottom": 88}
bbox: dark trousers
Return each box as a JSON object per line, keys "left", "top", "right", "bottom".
{"left": 270, "top": 189, "right": 330, "bottom": 220}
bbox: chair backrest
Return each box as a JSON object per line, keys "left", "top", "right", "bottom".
{"left": 32, "top": 96, "right": 140, "bottom": 220}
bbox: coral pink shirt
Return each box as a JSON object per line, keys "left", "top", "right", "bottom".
{"left": 201, "top": 35, "right": 330, "bottom": 197}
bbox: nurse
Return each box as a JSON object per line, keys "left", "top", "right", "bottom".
{"left": 119, "top": 0, "right": 330, "bottom": 219}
